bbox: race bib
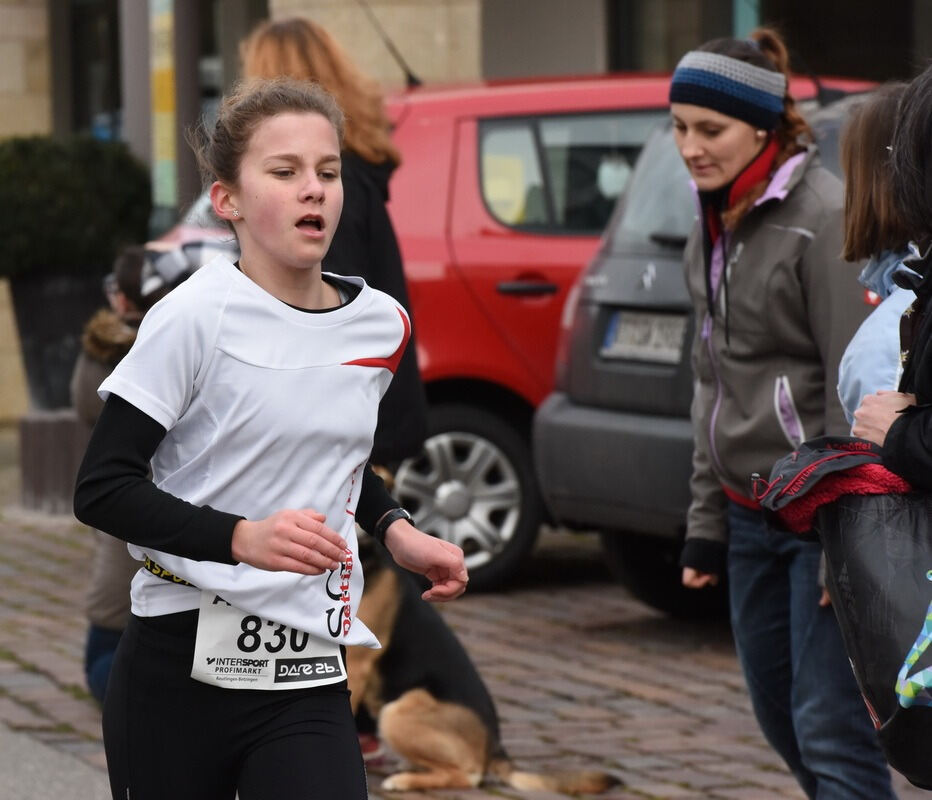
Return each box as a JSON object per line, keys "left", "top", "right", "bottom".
{"left": 191, "top": 592, "right": 346, "bottom": 690}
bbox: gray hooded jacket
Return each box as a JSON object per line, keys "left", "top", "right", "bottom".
{"left": 681, "top": 146, "right": 869, "bottom": 574}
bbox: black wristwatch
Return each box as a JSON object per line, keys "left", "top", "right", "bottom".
{"left": 373, "top": 507, "right": 413, "bottom": 544}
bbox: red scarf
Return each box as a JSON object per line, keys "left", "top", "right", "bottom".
{"left": 704, "top": 137, "right": 780, "bottom": 244}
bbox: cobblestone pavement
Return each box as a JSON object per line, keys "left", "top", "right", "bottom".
{"left": 0, "top": 427, "right": 924, "bottom": 799}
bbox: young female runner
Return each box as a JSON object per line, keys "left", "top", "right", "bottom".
{"left": 74, "top": 77, "right": 467, "bottom": 800}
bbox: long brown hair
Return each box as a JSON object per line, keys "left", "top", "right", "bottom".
{"left": 840, "top": 83, "right": 910, "bottom": 261}
{"left": 240, "top": 17, "right": 400, "bottom": 166}
{"left": 699, "top": 27, "right": 811, "bottom": 229}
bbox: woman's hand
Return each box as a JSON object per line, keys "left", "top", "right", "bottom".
{"left": 231, "top": 510, "right": 348, "bottom": 574}
{"left": 384, "top": 521, "right": 468, "bottom": 602}
{"left": 682, "top": 566, "right": 719, "bottom": 589}
{"left": 852, "top": 390, "right": 917, "bottom": 445}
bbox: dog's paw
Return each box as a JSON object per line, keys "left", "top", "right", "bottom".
{"left": 380, "top": 774, "right": 410, "bottom": 792}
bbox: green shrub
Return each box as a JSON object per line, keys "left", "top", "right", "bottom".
{"left": 0, "top": 135, "right": 151, "bottom": 279}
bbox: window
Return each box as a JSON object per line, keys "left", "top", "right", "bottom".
{"left": 610, "top": 123, "right": 694, "bottom": 252}
{"left": 480, "top": 125, "right": 547, "bottom": 227}
{"left": 69, "top": 0, "right": 121, "bottom": 138}
{"left": 480, "top": 110, "right": 666, "bottom": 234}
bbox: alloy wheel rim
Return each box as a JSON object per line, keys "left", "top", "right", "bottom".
{"left": 394, "top": 430, "right": 522, "bottom": 570}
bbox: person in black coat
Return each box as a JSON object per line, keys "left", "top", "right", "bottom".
{"left": 325, "top": 151, "right": 427, "bottom": 464}
{"left": 853, "top": 64, "right": 932, "bottom": 484}
{"left": 240, "top": 16, "right": 428, "bottom": 466}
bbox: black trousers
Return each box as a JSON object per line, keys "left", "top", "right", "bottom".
{"left": 103, "top": 611, "right": 367, "bottom": 800}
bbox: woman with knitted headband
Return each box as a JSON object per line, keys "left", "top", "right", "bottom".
{"left": 671, "top": 29, "right": 895, "bottom": 798}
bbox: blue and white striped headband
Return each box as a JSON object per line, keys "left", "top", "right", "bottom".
{"left": 669, "top": 51, "right": 787, "bottom": 130}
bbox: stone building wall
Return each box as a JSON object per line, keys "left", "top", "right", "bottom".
{"left": 267, "top": 0, "right": 481, "bottom": 87}
{"left": 0, "top": 0, "right": 49, "bottom": 421}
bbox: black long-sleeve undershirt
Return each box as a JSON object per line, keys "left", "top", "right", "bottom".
{"left": 74, "top": 394, "right": 398, "bottom": 563}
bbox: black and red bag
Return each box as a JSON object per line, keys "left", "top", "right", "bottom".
{"left": 757, "top": 436, "right": 932, "bottom": 789}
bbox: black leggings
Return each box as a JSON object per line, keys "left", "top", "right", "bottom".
{"left": 102, "top": 611, "right": 367, "bottom": 800}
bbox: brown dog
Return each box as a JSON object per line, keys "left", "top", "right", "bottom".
{"left": 348, "top": 539, "right": 621, "bottom": 792}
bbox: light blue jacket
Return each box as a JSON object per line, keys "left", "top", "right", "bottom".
{"left": 838, "top": 250, "right": 914, "bottom": 426}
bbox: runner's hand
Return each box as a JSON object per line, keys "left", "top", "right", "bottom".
{"left": 384, "top": 521, "right": 468, "bottom": 602}
{"left": 231, "top": 510, "right": 348, "bottom": 574}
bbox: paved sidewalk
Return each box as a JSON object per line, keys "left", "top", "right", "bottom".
{"left": 0, "top": 720, "right": 109, "bottom": 800}
{"left": 0, "top": 425, "right": 925, "bottom": 799}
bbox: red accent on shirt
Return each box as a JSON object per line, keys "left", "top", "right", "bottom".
{"left": 341, "top": 307, "right": 410, "bottom": 374}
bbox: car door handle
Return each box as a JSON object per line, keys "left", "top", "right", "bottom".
{"left": 496, "top": 280, "right": 559, "bottom": 296}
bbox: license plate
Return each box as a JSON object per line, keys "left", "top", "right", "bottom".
{"left": 600, "top": 310, "right": 687, "bottom": 364}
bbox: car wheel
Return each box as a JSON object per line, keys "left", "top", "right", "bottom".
{"left": 393, "top": 404, "right": 543, "bottom": 591}
{"left": 598, "top": 531, "right": 728, "bottom": 619}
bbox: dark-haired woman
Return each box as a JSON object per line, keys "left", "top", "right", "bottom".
{"left": 672, "top": 29, "right": 895, "bottom": 798}
{"left": 72, "top": 244, "right": 209, "bottom": 705}
{"left": 72, "top": 246, "right": 149, "bottom": 705}
{"left": 854, "top": 66, "right": 932, "bottom": 493}
{"left": 837, "top": 83, "right": 912, "bottom": 427}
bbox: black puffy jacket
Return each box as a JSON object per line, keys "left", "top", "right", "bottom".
{"left": 882, "top": 256, "right": 932, "bottom": 489}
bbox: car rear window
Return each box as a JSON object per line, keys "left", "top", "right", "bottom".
{"left": 609, "top": 123, "right": 694, "bottom": 251}
{"left": 479, "top": 110, "right": 666, "bottom": 234}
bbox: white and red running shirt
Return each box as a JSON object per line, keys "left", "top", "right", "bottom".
{"left": 99, "top": 255, "right": 411, "bottom": 649}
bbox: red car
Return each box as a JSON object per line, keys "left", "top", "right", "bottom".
{"left": 384, "top": 76, "right": 671, "bottom": 588}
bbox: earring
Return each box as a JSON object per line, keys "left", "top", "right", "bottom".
{"left": 756, "top": 130, "right": 767, "bottom": 139}
{"left": 232, "top": 208, "right": 240, "bottom": 218}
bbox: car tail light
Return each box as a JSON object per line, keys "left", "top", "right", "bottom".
{"left": 553, "top": 280, "right": 582, "bottom": 390}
